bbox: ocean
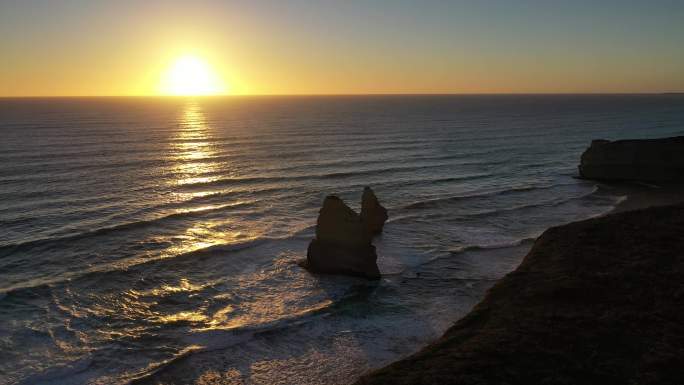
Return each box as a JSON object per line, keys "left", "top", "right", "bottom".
{"left": 1, "top": 95, "right": 682, "bottom": 385}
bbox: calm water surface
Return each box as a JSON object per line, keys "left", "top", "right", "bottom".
{"left": 1, "top": 95, "right": 683, "bottom": 385}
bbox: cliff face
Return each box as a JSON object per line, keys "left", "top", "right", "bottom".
{"left": 356, "top": 204, "right": 684, "bottom": 385}
{"left": 579, "top": 136, "right": 684, "bottom": 182}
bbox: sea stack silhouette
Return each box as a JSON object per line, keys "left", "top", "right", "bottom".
{"left": 303, "top": 187, "right": 387, "bottom": 280}
{"left": 361, "top": 186, "right": 389, "bottom": 235}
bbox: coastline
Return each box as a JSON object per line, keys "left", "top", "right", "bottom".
{"left": 355, "top": 183, "right": 684, "bottom": 384}
{"left": 601, "top": 181, "right": 684, "bottom": 213}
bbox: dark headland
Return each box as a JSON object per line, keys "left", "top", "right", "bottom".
{"left": 356, "top": 137, "right": 684, "bottom": 385}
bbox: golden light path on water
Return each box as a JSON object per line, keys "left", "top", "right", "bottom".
{"left": 172, "top": 101, "right": 221, "bottom": 186}
{"left": 149, "top": 101, "right": 240, "bottom": 327}
{"left": 92, "top": 101, "right": 245, "bottom": 331}
{"left": 165, "top": 101, "right": 230, "bottom": 256}
{"left": 93, "top": 101, "right": 350, "bottom": 385}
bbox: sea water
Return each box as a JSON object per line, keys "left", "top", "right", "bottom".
{"left": 1, "top": 95, "right": 682, "bottom": 384}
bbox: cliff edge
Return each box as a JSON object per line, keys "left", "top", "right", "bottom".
{"left": 356, "top": 204, "right": 684, "bottom": 385}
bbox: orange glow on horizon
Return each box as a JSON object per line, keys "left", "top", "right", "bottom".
{"left": 1, "top": 2, "right": 682, "bottom": 96}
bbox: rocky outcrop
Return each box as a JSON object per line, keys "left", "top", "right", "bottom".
{"left": 356, "top": 203, "right": 684, "bottom": 385}
{"left": 314, "top": 196, "right": 371, "bottom": 247}
{"left": 579, "top": 136, "right": 684, "bottom": 182}
{"left": 360, "top": 187, "right": 388, "bottom": 235}
{"left": 303, "top": 189, "right": 388, "bottom": 280}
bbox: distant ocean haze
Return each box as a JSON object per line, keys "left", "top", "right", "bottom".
{"left": 0, "top": 95, "right": 683, "bottom": 385}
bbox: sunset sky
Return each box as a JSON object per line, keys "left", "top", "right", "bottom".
{"left": 1, "top": 0, "right": 683, "bottom": 96}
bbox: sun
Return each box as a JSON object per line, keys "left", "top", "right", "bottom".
{"left": 161, "top": 56, "right": 226, "bottom": 96}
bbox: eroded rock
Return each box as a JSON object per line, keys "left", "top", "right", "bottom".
{"left": 303, "top": 191, "right": 386, "bottom": 280}
{"left": 360, "top": 186, "right": 388, "bottom": 235}
{"left": 315, "top": 196, "right": 371, "bottom": 247}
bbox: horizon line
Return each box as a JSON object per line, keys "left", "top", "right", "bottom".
{"left": 1, "top": 91, "right": 683, "bottom": 99}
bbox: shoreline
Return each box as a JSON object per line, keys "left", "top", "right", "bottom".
{"left": 600, "top": 181, "right": 684, "bottom": 213}
{"left": 355, "top": 182, "right": 684, "bottom": 384}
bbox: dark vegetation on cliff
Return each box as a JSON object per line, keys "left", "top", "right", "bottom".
{"left": 356, "top": 204, "right": 684, "bottom": 385}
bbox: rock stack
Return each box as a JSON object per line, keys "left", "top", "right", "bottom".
{"left": 361, "top": 186, "right": 388, "bottom": 235}
{"left": 303, "top": 187, "right": 387, "bottom": 280}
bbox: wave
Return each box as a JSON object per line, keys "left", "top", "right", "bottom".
{"left": 388, "top": 185, "right": 616, "bottom": 232}
{"left": 2, "top": 142, "right": 506, "bottom": 188}
{"left": 447, "top": 237, "right": 538, "bottom": 255}
{"left": 128, "top": 285, "right": 371, "bottom": 385}
{"left": 401, "top": 184, "right": 565, "bottom": 211}
{"left": 0, "top": 200, "right": 257, "bottom": 255}
{"left": 457, "top": 188, "right": 600, "bottom": 219}
{"left": 0, "top": 219, "right": 318, "bottom": 298}
{"left": 178, "top": 163, "right": 486, "bottom": 191}
{"left": 16, "top": 356, "right": 97, "bottom": 385}
{"left": 0, "top": 180, "right": 294, "bottom": 226}
{"left": 315, "top": 163, "right": 462, "bottom": 180}
{"left": 251, "top": 151, "right": 508, "bottom": 177}
{"left": 16, "top": 280, "right": 360, "bottom": 385}
{"left": 0, "top": 156, "right": 170, "bottom": 181}
{"left": 0, "top": 235, "right": 273, "bottom": 297}
{"left": 125, "top": 346, "right": 204, "bottom": 385}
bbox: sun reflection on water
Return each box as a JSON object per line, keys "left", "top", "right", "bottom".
{"left": 170, "top": 102, "right": 221, "bottom": 186}
{"left": 161, "top": 102, "right": 234, "bottom": 258}
{"left": 140, "top": 101, "right": 298, "bottom": 333}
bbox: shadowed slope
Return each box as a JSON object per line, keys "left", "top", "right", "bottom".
{"left": 356, "top": 204, "right": 684, "bottom": 385}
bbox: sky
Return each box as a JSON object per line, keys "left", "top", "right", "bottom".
{"left": 1, "top": 0, "right": 683, "bottom": 96}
